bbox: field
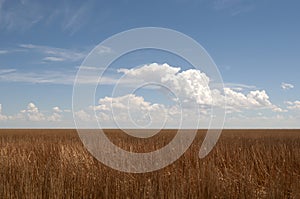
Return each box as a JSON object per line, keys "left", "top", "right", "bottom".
{"left": 0, "top": 129, "right": 299, "bottom": 198}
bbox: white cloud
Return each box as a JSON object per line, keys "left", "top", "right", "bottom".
{"left": 0, "top": 69, "right": 16, "bottom": 75}
{"left": 95, "top": 46, "right": 113, "bottom": 54}
{"left": 48, "top": 112, "right": 62, "bottom": 122}
{"left": 0, "top": 50, "right": 8, "bottom": 54}
{"left": 0, "top": 0, "right": 93, "bottom": 34}
{"left": 18, "top": 102, "right": 46, "bottom": 121}
{"left": 0, "top": 0, "right": 44, "bottom": 31}
{"left": 0, "top": 68, "right": 130, "bottom": 85}
{"left": 48, "top": 106, "right": 64, "bottom": 121}
{"left": 212, "top": 0, "right": 254, "bottom": 16}
{"left": 73, "top": 63, "right": 282, "bottom": 128}
{"left": 3, "top": 103, "right": 68, "bottom": 123}
{"left": 285, "top": 101, "right": 300, "bottom": 110}
{"left": 224, "top": 88, "right": 276, "bottom": 112}
{"left": 271, "top": 106, "right": 287, "bottom": 113}
{"left": 19, "top": 43, "right": 87, "bottom": 62}
{"left": 118, "top": 63, "right": 212, "bottom": 106}
{"left": 76, "top": 66, "right": 98, "bottom": 70}
{"left": 88, "top": 94, "right": 180, "bottom": 128}
{"left": 74, "top": 110, "right": 92, "bottom": 122}
{"left": 281, "top": 82, "right": 294, "bottom": 90}
{"left": 43, "top": 56, "right": 66, "bottom": 62}
{"left": 0, "top": 70, "right": 75, "bottom": 84}
{"left": 0, "top": 48, "right": 26, "bottom": 55}
{"left": 117, "top": 63, "right": 278, "bottom": 112}
{"left": 60, "top": 2, "right": 93, "bottom": 35}
{"left": 0, "top": 63, "right": 287, "bottom": 128}
{"left": 0, "top": 104, "right": 8, "bottom": 121}
{"left": 53, "top": 106, "right": 63, "bottom": 113}
{"left": 224, "top": 83, "right": 256, "bottom": 91}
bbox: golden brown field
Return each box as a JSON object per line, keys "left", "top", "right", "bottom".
{"left": 0, "top": 129, "right": 299, "bottom": 198}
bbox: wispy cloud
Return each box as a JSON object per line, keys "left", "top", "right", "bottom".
{"left": 281, "top": 82, "right": 294, "bottom": 90}
{"left": 0, "top": 0, "right": 94, "bottom": 34}
{"left": 43, "top": 56, "right": 66, "bottom": 62}
{"left": 0, "top": 48, "right": 26, "bottom": 55}
{"left": 0, "top": 69, "right": 17, "bottom": 74}
{"left": 44, "top": 0, "right": 96, "bottom": 35}
{"left": 0, "top": 0, "right": 5, "bottom": 9}
{"left": 0, "top": 0, "right": 44, "bottom": 31}
{"left": 0, "top": 50, "right": 9, "bottom": 54}
{"left": 61, "top": 2, "right": 93, "bottom": 35}
{"left": 0, "top": 68, "right": 122, "bottom": 85}
{"left": 0, "top": 70, "right": 73, "bottom": 84}
{"left": 224, "top": 83, "right": 256, "bottom": 91}
{"left": 212, "top": 0, "right": 254, "bottom": 16}
{"left": 76, "top": 66, "right": 98, "bottom": 70}
{"left": 19, "top": 43, "right": 88, "bottom": 62}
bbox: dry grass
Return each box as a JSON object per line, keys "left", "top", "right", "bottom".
{"left": 0, "top": 129, "right": 300, "bottom": 198}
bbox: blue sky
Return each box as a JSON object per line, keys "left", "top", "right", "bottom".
{"left": 0, "top": 0, "right": 299, "bottom": 128}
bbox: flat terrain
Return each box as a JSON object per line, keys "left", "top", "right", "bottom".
{"left": 0, "top": 129, "right": 299, "bottom": 198}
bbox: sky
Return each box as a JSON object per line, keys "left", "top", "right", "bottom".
{"left": 0, "top": 0, "right": 299, "bottom": 128}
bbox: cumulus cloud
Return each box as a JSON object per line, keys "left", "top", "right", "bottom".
{"left": 285, "top": 101, "right": 300, "bottom": 110}
{"left": 53, "top": 106, "right": 63, "bottom": 113}
{"left": 281, "top": 82, "right": 294, "bottom": 90}
{"left": 2, "top": 103, "right": 67, "bottom": 123}
{"left": 48, "top": 106, "right": 63, "bottom": 122}
{"left": 19, "top": 102, "right": 46, "bottom": 121}
{"left": 74, "top": 63, "right": 282, "bottom": 128}
{"left": 118, "top": 63, "right": 213, "bottom": 106}
{"left": 0, "top": 104, "right": 8, "bottom": 121}
{"left": 224, "top": 88, "right": 281, "bottom": 112}
{"left": 116, "top": 63, "right": 278, "bottom": 112}
{"left": 271, "top": 107, "right": 287, "bottom": 113}
{"left": 1, "top": 63, "right": 284, "bottom": 128}
{"left": 91, "top": 94, "right": 177, "bottom": 128}
{"left": 75, "top": 110, "right": 92, "bottom": 122}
